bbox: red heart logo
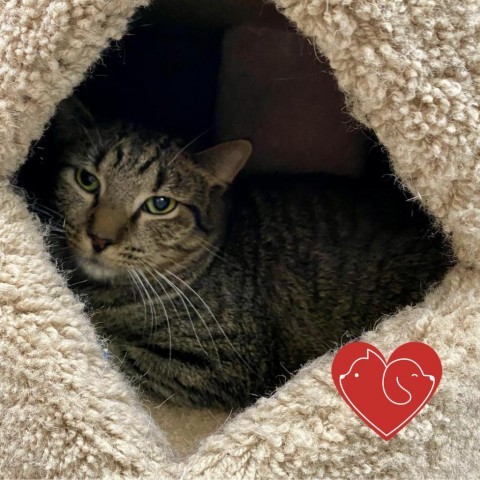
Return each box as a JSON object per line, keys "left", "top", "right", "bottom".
{"left": 331, "top": 342, "right": 442, "bottom": 440}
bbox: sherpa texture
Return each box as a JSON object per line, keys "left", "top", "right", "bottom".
{"left": 0, "top": 0, "right": 479, "bottom": 478}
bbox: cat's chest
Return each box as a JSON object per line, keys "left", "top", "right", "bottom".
{"left": 77, "top": 270, "right": 266, "bottom": 338}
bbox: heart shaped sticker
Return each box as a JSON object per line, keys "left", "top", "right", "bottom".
{"left": 331, "top": 342, "right": 442, "bottom": 440}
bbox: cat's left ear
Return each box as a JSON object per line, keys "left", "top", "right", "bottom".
{"left": 194, "top": 140, "right": 252, "bottom": 186}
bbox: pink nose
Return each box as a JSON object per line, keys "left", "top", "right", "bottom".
{"left": 90, "top": 234, "right": 113, "bottom": 253}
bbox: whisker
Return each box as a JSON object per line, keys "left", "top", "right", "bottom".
{"left": 190, "top": 235, "right": 240, "bottom": 268}
{"left": 46, "top": 235, "right": 68, "bottom": 243}
{"left": 168, "top": 128, "right": 212, "bottom": 165}
{"left": 128, "top": 268, "right": 148, "bottom": 329}
{"left": 66, "top": 106, "right": 103, "bottom": 159}
{"left": 136, "top": 267, "right": 159, "bottom": 343}
{"left": 166, "top": 269, "right": 254, "bottom": 373}
{"left": 143, "top": 263, "right": 182, "bottom": 324}
{"left": 126, "top": 268, "right": 140, "bottom": 304}
{"left": 197, "top": 242, "right": 235, "bottom": 268}
{"left": 30, "top": 202, "right": 65, "bottom": 220}
{"left": 68, "top": 278, "right": 90, "bottom": 288}
{"left": 136, "top": 267, "right": 172, "bottom": 363}
{"left": 132, "top": 267, "right": 157, "bottom": 340}
{"left": 143, "top": 261, "right": 213, "bottom": 361}
{"left": 153, "top": 392, "right": 177, "bottom": 409}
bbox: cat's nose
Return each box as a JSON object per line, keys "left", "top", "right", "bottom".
{"left": 89, "top": 234, "right": 113, "bottom": 253}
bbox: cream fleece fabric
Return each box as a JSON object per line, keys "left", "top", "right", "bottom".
{"left": 0, "top": 0, "right": 479, "bottom": 478}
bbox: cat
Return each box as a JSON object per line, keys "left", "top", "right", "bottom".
{"left": 37, "top": 100, "right": 452, "bottom": 408}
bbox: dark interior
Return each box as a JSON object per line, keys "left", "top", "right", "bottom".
{"left": 17, "top": 0, "right": 391, "bottom": 198}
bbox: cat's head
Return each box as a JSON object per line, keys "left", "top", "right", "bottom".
{"left": 54, "top": 100, "right": 251, "bottom": 283}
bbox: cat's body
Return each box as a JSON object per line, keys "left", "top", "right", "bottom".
{"left": 41, "top": 102, "right": 450, "bottom": 408}
{"left": 69, "top": 173, "right": 448, "bottom": 408}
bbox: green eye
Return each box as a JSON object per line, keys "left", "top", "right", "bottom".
{"left": 142, "top": 196, "right": 177, "bottom": 215}
{"left": 75, "top": 168, "right": 100, "bottom": 192}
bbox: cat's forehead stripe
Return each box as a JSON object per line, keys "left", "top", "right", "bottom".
{"left": 154, "top": 167, "right": 165, "bottom": 192}
{"left": 94, "top": 147, "right": 108, "bottom": 167}
{"left": 113, "top": 145, "right": 124, "bottom": 168}
{"left": 138, "top": 148, "right": 160, "bottom": 174}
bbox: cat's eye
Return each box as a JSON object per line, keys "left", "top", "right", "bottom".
{"left": 142, "top": 196, "right": 178, "bottom": 215}
{"left": 75, "top": 168, "right": 100, "bottom": 193}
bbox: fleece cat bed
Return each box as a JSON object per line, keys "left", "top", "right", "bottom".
{"left": 1, "top": 0, "right": 479, "bottom": 478}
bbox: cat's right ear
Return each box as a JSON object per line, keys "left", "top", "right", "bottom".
{"left": 54, "top": 96, "right": 97, "bottom": 145}
{"left": 194, "top": 140, "right": 252, "bottom": 187}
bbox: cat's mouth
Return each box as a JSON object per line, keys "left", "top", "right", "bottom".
{"left": 65, "top": 234, "right": 124, "bottom": 282}
{"left": 75, "top": 255, "right": 123, "bottom": 282}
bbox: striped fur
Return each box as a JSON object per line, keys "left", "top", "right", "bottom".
{"left": 49, "top": 122, "right": 451, "bottom": 408}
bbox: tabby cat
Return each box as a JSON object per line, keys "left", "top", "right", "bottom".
{"left": 42, "top": 102, "right": 451, "bottom": 408}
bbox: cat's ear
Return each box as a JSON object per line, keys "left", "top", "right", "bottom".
{"left": 194, "top": 140, "right": 252, "bottom": 186}
{"left": 54, "top": 96, "right": 97, "bottom": 144}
